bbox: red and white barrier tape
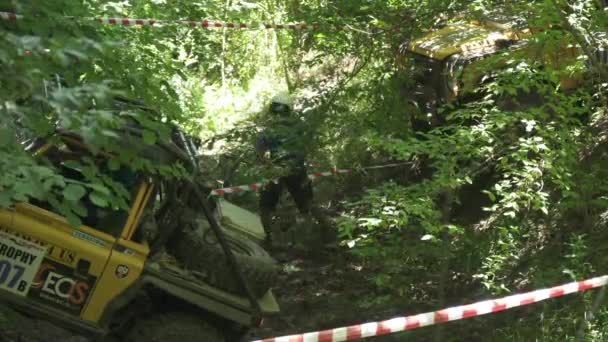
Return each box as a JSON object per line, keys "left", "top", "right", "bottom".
{"left": 0, "top": 12, "right": 346, "bottom": 30}
{"left": 252, "top": 274, "right": 608, "bottom": 342}
{"left": 0, "top": 12, "right": 20, "bottom": 21}
{"left": 212, "top": 181, "right": 265, "bottom": 196}
{"left": 96, "top": 17, "right": 159, "bottom": 26}
{"left": 210, "top": 162, "right": 411, "bottom": 196}
{"left": 308, "top": 168, "right": 352, "bottom": 180}
{"left": 210, "top": 168, "right": 351, "bottom": 196}
{"left": 97, "top": 17, "right": 328, "bottom": 30}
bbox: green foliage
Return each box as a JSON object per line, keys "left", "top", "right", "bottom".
{"left": 3, "top": 0, "right": 608, "bottom": 340}
{"left": 337, "top": 180, "right": 469, "bottom": 307}
{"left": 1, "top": 0, "right": 269, "bottom": 222}
{"left": 317, "top": 0, "right": 608, "bottom": 339}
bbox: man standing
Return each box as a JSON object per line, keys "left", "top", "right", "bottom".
{"left": 255, "top": 93, "right": 326, "bottom": 246}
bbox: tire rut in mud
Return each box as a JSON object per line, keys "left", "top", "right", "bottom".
{"left": 126, "top": 312, "right": 225, "bottom": 342}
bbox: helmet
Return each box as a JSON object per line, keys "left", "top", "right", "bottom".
{"left": 269, "top": 92, "right": 293, "bottom": 114}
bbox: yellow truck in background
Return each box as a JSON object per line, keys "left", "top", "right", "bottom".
{"left": 401, "top": 18, "right": 590, "bottom": 119}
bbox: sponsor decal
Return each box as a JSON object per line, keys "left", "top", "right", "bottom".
{"left": 46, "top": 245, "right": 77, "bottom": 265}
{"left": 72, "top": 230, "right": 107, "bottom": 247}
{"left": 115, "top": 265, "right": 129, "bottom": 279}
{"left": 0, "top": 227, "right": 76, "bottom": 265}
{"left": 114, "top": 244, "right": 136, "bottom": 256}
{"left": 29, "top": 259, "right": 97, "bottom": 315}
{"left": 0, "top": 231, "right": 47, "bottom": 296}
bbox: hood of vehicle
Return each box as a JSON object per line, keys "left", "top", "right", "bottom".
{"left": 406, "top": 22, "right": 519, "bottom": 61}
{"left": 219, "top": 199, "right": 266, "bottom": 242}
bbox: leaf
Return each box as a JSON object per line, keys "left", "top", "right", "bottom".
{"left": 108, "top": 158, "right": 121, "bottom": 171}
{"left": 504, "top": 211, "right": 517, "bottom": 218}
{"left": 101, "top": 129, "right": 120, "bottom": 139}
{"left": 88, "top": 183, "right": 111, "bottom": 195}
{"left": 0, "top": 191, "right": 12, "bottom": 208}
{"left": 14, "top": 182, "right": 35, "bottom": 198}
{"left": 65, "top": 211, "right": 82, "bottom": 227}
{"left": 89, "top": 192, "right": 109, "bottom": 208}
{"left": 62, "top": 160, "right": 81, "bottom": 170}
{"left": 482, "top": 190, "right": 496, "bottom": 201}
{"left": 421, "top": 234, "right": 434, "bottom": 241}
{"left": 72, "top": 202, "right": 88, "bottom": 217}
{"left": 33, "top": 166, "right": 54, "bottom": 178}
{"left": 0, "top": 128, "right": 12, "bottom": 146}
{"left": 63, "top": 184, "right": 86, "bottom": 202}
{"left": 142, "top": 130, "right": 157, "bottom": 145}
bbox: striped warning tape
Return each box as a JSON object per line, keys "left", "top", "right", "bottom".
{"left": 0, "top": 11, "right": 347, "bottom": 31}
{"left": 97, "top": 18, "right": 158, "bottom": 26}
{"left": 210, "top": 168, "right": 351, "bottom": 196}
{"left": 210, "top": 162, "right": 411, "bottom": 196}
{"left": 252, "top": 274, "right": 608, "bottom": 342}
{"left": 212, "top": 181, "right": 265, "bottom": 196}
{"left": 308, "top": 168, "right": 352, "bottom": 179}
{"left": 0, "top": 12, "right": 20, "bottom": 21}
{"left": 96, "top": 17, "right": 327, "bottom": 30}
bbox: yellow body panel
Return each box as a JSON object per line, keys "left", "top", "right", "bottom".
{"left": 122, "top": 183, "right": 149, "bottom": 240}
{"left": 10, "top": 204, "right": 114, "bottom": 272}
{"left": 0, "top": 183, "right": 149, "bottom": 324}
{"left": 408, "top": 23, "right": 511, "bottom": 60}
{"left": 0, "top": 136, "right": 151, "bottom": 325}
{"left": 0, "top": 205, "right": 113, "bottom": 318}
{"left": 126, "top": 183, "right": 154, "bottom": 240}
{"left": 82, "top": 238, "right": 148, "bottom": 321}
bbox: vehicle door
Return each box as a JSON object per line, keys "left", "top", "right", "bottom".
{"left": 0, "top": 137, "right": 142, "bottom": 322}
{"left": 81, "top": 179, "right": 153, "bottom": 323}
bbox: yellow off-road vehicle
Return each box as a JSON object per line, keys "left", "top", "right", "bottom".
{"left": 402, "top": 18, "right": 586, "bottom": 118}
{"left": 0, "top": 127, "right": 279, "bottom": 341}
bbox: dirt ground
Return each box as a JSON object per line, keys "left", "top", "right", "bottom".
{"left": 0, "top": 306, "right": 89, "bottom": 342}
{"left": 250, "top": 246, "right": 418, "bottom": 342}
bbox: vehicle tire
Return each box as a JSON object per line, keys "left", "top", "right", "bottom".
{"left": 126, "top": 312, "right": 224, "bottom": 342}
{"left": 166, "top": 218, "right": 279, "bottom": 297}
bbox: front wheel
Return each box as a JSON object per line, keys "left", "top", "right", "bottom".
{"left": 126, "top": 312, "right": 224, "bottom": 342}
{"left": 167, "top": 218, "right": 279, "bottom": 297}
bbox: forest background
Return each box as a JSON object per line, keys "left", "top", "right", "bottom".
{"left": 2, "top": 0, "right": 608, "bottom": 340}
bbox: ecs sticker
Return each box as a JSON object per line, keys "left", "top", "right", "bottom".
{"left": 115, "top": 265, "right": 129, "bottom": 279}
{"left": 29, "top": 259, "right": 96, "bottom": 314}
